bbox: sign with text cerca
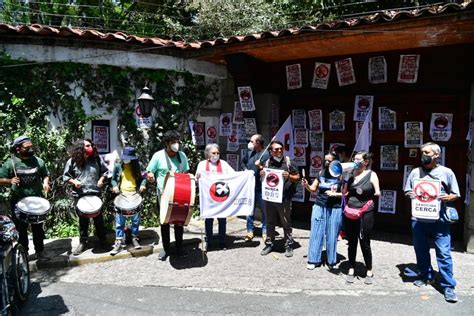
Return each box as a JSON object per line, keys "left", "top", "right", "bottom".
{"left": 411, "top": 178, "right": 441, "bottom": 220}
{"left": 262, "top": 168, "right": 284, "bottom": 203}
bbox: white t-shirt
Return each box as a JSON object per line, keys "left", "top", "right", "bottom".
{"left": 196, "top": 159, "right": 234, "bottom": 176}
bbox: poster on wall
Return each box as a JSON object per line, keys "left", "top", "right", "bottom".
{"left": 237, "top": 86, "right": 256, "bottom": 111}
{"left": 309, "top": 150, "right": 324, "bottom": 177}
{"left": 353, "top": 95, "right": 374, "bottom": 121}
{"left": 292, "top": 182, "right": 305, "bottom": 203}
{"left": 243, "top": 118, "right": 257, "bottom": 138}
{"left": 398, "top": 54, "right": 420, "bottom": 84}
{"left": 311, "top": 62, "right": 331, "bottom": 89}
{"left": 308, "top": 109, "right": 323, "bottom": 132}
{"left": 237, "top": 124, "right": 247, "bottom": 145}
{"left": 92, "top": 120, "right": 110, "bottom": 154}
{"left": 286, "top": 64, "right": 302, "bottom": 90}
{"left": 380, "top": 145, "right": 399, "bottom": 170}
{"left": 134, "top": 103, "right": 153, "bottom": 129}
{"left": 205, "top": 119, "right": 218, "bottom": 144}
{"left": 403, "top": 165, "right": 415, "bottom": 190}
{"left": 292, "top": 109, "right": 307, "bottom": 128}
{"left": 226, "top": 154, "right": 240, "bottom": 171}
{"left": 335, "top": 58, "right": 356, "bottom": 86}
{"left": 404, "top": 122, "right": 423, "bottom": 148}
{"left": 355, "top": 121, "right": 372, "bottom": 146}
{"left": 188, "top": 121, "right": 205, "bottom": 146}
{"left": 309, "top": 131, "right": 324, "bottom": 152}
{"left": 227, "top": 127, "right": 239, "bottom": 152}
{"left": 429, "top": 113, "right": 453, "bottom": 142}
{"left": 378, "top": 107, "right": 397, "bottom": 130}
{"left": 293, "top": 147, "right": 306, "bottom": 167}
{"left": 219, "top": 113, "right": 232, "bottom": 136}
{"left": 378, "top": 190, "right": 397, "bottom": 214}
{"left": 329, "top": 110, "right": 345, "bottom": 131}
{"left": 368, "top": 56, "right": 387, "bottom": 84}
{"left": 233, "top": 101, "right": 244, "bottom": 124}
{"left": 294, "top": 128, "right": 309, "bottom": 147}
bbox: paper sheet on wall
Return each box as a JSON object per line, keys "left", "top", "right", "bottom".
{"left": 404, "top": 122, "right": 423, "bottom": 148}
{"left": 378, "top": 107, "right": 397, "bottom": 130}
{"left": 354, "top": 95, "right": 374, "bottom": 122}
{"left": 329, "top": 110, "right": 345, "bottom": 131}
{"left": 292, "top": 109, "right": 306, "bottom": 129}
{"left": 312, "top": 62, "right": 331, "bottom": 89}
{"left": 226, "top": 125, "right": 239, "bottom": 152}
{"left": 309, "top": 131, "right": 324, "bottom": 152}
{"left": 237, "top": 86, "right": 256, "bottom": 111}
{"left": 294, "top": 128, "right": 308, "bottom": 148}
{"left": 309, "top": 150, "right": 324, "bottom": 177}
{"left": 369, "top": 56, "right": 387, "bottom": 84}
{"left": 226, "top": 154, "right": 240, "bottom": 171}
{"left": 398, "top": 54, "right": 420, "bottom": 84}
{"left": 380, "top": 145, "right": 399, "bottom": 170}
{"left": 308, "top": 109, "right": 323, "bottom": 132}
{"left": 429, "top": 113, "right": 453, "bottom": 142}
{"left": 219, "top": 113, "right": 232, "bottom": 137}
{"left": 286, "top": 64, "right": 302, "bottom": 90}
{"left": 378, "top": 190, "right": 397, "bottom": 214}
{"left": 293, "top": 147, "right": 306, "bottom": 167}
{"left": 233, "top": 101, "right": 244, "bottom": 124}
{"left": 244, "top": 118, "right": 257, "bottom": 138}
{"left": 335, "top": 58, "right": 356, "bottom": 86}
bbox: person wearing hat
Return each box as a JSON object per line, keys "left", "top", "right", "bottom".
{"left": 0, "top": 136, "right": 50, "bottom": 261}
{"left": 110, "top": 147, "right": 147, "bottom": 255}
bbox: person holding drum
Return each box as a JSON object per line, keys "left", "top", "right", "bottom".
{"left": 110, "top": 147, "right": 147, "bottom": 256}
{"left": 196, "top": 143, "right": 234, "bottom": 251}
{"left": 0, "top": 136, "right": 50, "bottom": 261}
{"left": 147, "top": 130, "right": 190, "bottom": 261}
{"left": 63, "top": 139, "right": 109, "bottom": 255}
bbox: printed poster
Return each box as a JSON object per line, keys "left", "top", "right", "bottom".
{"left": 404, "top": 122, "right": 423, "bottom": 148}
{"left": 219, "top": 113, "right": 232, "bottom": 137}
{"left": 189, "top": 121, "right": 205, "bottom": 146}
{"left": 237, "top": 124, "right": 247, "bottom": 145}
{"left": 292, "top": 109, "right": 307, "bottom": 128}
{"left": 353, "top": 95, "right": 374, "bottom": 122}
{"left": 292, "top": 182, "right": 305, "bottom": 203}
{"left": 329, "top": 110, "right": 345, "bottom": 131}
{"left": 312, "top": 62, "right": 331, "bottom": 89}
{"left": 262, "top": 168, "right": 284, "bottom": 203}
{"left": 205, "top": 121, "right": 218, "bottom": 145}
{"left": 243, "top": 118, "right": 257, "bottom": 138}
{"left": 335, "top": 58, "right": 356, "bottom": 87}
{"left": 398, "top": 54, "right": 420, "bottom": 84}
{"left": 293, "top": 147, "right": 306, "bottom": 167}
{"left": 294, "top": 128, "right": 308, "bottom": 147}
{"left": 233, "top": 101, "right": 244, "bottom": 124}
{"left": 226, "top": 154, "right": 240, "bottom": 171}
{"left": 309, "top": 131, "right": 324, "bottom": 152}
{"left": 309, "top": 150, "right": 324, "bottom": 177}
{"left": 411, "top": 178, "right": 441, "bottom": 220}
{"left": 430, "top": 113, "right": 453, "bottom": 142}
{"left": 380, "top": 145, "right": 399, "bottom": 170}
{"left": 226, "top": 126, "right": 239, "bottom": 152}
{"left": 378, "top": 107, "right": 397, "bottom": 130}
{"left": 134, "top": 103, "right": 153, "bottom": 129}
{"left": 368, "top": 56, "right": 387, "bottom": 84}
{"left": 237, "top": 86, "right": 256, "bottom": 111}
{"left": 92, "top": 124, "right": 109, "bottom": 154}
{"left": 286, "top": 64, "right": 302, "bottom": 90}
{"left": 308, "top": 109, "right": 323, "bottom": 132}
{"left": 378, "top": 190, "right": 397, "bottom": 214}
{"left": 403, "top": 165, "right": 415, "bottom": 190}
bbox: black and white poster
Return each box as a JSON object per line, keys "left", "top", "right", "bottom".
{"left": 309, "top": 131, "right": 324, "bottom": 152}
{"left": 380, "top": 145, "right": 399, "bottom": 170}
{"left": 378, "top": 190, "right": 397, "bottom": 214}
{"left": 292, "top": 109, "right": 307, "bottom": 129}
{"left": 329, "top": 110, "right": 345, "bottom": 131}
{"left": 404, "top": 122, "right": 423, "bottom": 148}
{"left": 378, "top": 107, "right": 397, "bottom": 130}
{"left": 368, "top": 56, "right": 387, "bottom": 84}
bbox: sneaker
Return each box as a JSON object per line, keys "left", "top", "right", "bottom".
{"left": 110, "top": 241, "right": 122, "bottom": 256}
{"left": 364, "top": 275, "right": 374, "bottom": 285}
{"left": 327, "top": 264, "right": 337, "bottom": 271}
{"left": 260, "top": 244, "right": 273, "bottom": 256}
{"left": 306, "top": 263, "right": 321, "bottom": 270}
{"left": 132, "top": 238, "right": 141, "bottom": 249}
{"left": 36, "top": 251, "right": 50, "bottom": 262}
{"left": 244, "top": 232, "right": 254, "bottom": 242}
{"left": 285, "top": 246, "right": 293, "bottom": 258}
{"left": 73, "top": 243, "right": 87, "bottom": 256}
{"left": 158, "top": 250, "right": 168, "bottom": 261}
{"left": 413, "top": 278, "right": 434, "bottom": 287}
{"left": 346, "top": 273, "right": 355, "bottom": 284}
{"left": 444, "top": 288, "right": 459, "bottom": 303}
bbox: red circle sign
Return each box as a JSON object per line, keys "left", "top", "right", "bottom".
{"left": 414, "top": 182, "right": 438, "bottom": 203}
{"left": 265, "top": 173, "right": 279, "bottom": 188}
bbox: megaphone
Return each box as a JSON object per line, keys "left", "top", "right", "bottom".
{"left": 328, "top": 160, "right": 356, "bottom": 177}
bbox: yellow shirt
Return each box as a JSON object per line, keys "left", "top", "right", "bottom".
{"left": 120, "top": 164, "right": 137, "bottom": 193}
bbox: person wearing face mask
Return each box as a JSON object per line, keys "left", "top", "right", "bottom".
{"left": 302, "top": 151, "right": 343, "bottom": 271}
{"left": 259, "top": 140, "right": 300, "bottom": 257}
{"left": 0, "top": 136, "right": 50, "bottom": 261}
{"left": 109, "top": 147, "right": 147, "bottom": 255}
{"left": 146, "top": 130, "right": 190, "bottom": 261}
{"left": 196, "top": 143, "right": 234, "bottom": 251}
{"left": 241, "top": 134, "right": 269, "bottom": 242}
{"left": 63, "top": 139, "right": 109, "bottom": 255}
{"left": 404, "top": 142, "right": 460, "bottom": 303}
{"left": 343, "top": 151, "right": 380, "bottom": 285}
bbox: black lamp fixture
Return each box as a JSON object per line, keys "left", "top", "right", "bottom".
{"left": 137, "top": 85, "right": 154, "bottom": 118}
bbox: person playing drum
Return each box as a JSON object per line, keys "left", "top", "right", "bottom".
{"left": 196, "top": 143, "right": 234, "bottom": 251}
{"left": 110, "top": 147, "right": 147, "bottom": 256}
{"left": 147, "top": 130, "right": 190, "bottom": 261}
{"left": 0, "top": 136, "right": 50, "bottom": 261}
{"left": 63, "top": 139, "right": 109, "bottom": 256}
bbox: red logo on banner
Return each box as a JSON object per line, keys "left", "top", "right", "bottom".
{"left": 209, "top": 182, "right": 230, "bottom": 202}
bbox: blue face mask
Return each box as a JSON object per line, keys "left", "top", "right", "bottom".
{"left": 353, "top": 161, "right": 363, "bottom": 170}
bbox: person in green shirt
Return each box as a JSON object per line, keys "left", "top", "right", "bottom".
{"left": 0, "top": 136, "right": 50, "bottom": 261}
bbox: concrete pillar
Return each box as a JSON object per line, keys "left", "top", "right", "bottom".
{"left": 466, "top": 82, "right": 474, "bottom": 253}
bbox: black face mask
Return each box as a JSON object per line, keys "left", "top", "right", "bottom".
{"left": 324, "top": 160, "right": 331, "bottom": 168}
{"left": 20, "top": 148, "right": 34, "bottom": 158}
{"left": 421, "top": 154, "right": 433, "bottom": 165}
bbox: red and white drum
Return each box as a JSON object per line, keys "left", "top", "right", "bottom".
{"left": 76, "top": 195, "right": 102, "bottom": 218}
{"left": 16, "top": 197, "right": 51, "bottom": 224}
{"left": 114, "top": 192, "right": 143, "bottom": 217}
{"left": 160, "top": 172, "right": 195, "bottom": 226}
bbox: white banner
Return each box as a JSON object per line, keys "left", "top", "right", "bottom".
{"left": 199, "top": 170, "right": 255, "bottom": 218}
{"left": 262, "top": 168, "right": 284, "bottom": 203}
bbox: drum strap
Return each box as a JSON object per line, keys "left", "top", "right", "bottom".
{"left": 164, "top": 150, "right": 184, "bottom": 172}
{"left": 205, "top": 160, "right": 222, "bottom": 173}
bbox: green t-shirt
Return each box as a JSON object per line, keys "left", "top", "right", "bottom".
{"left": 146, "top": 149, "right": 189, "bottom": 193}
{"left": 0, "top": 155, "right": 49, "bottom": 200}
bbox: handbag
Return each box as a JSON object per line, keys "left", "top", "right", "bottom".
{"left": 442, "top": 206, "right": 459, "bottom": 224}
{"left": 344, "top": 200, "right": 374, "bottom": 220}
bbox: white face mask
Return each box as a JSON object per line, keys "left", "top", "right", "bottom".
{"left": 170, "top": 143, "right": 179, "bottom": 153}
{"left": 123, "top": 160, "right": 131, "bottom": 164}
{"left": 210, "top": 155, "right": 220, "bottom": 163}
{"left": 273, "top": 156, "right": 283, "bottom": 162}
{"left": 247, "top": 142, "right": 255, "bottom": 151}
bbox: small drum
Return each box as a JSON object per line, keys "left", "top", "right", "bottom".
{"left": 114, "top": 193, "right": 143, "bottom": 217}
{"left": 76, "top": 195, "right": 103, "bottom": 218}
{"left": 15, "top": 197, "right": 51, "bottom": 224}
{"left": 160, "top": 172, "right": 196, "bottom": 226}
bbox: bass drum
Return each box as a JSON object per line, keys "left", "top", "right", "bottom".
{"left": 76, "top": 195, "right": 102, "bottom": 218}
{"left": 160, "top": 172, "right": 195, "bottom": 226}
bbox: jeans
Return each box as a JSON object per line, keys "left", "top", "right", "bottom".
{"left": 412, "top": 220, "right": 456, "bottom": 289}
{"left": 115, "top": 210, "right": 140, "bottom": 240}
{"left": 246, "top": 190, "right": 266, "bottom": 234}
{"left": 307, "top": 204, "right": 342, "bottom": 265}
{"left": 10, "top": 199, "right": 45, "bottom": 253}
{"left": 205, "top": 218, "right": 226, "bottom": 245}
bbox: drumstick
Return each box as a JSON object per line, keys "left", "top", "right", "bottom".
{"left": 302, "top": 168, "right": 306, "bottom": 179}
{"left": 10, "top": 153, "right": 18, "bottom": 178}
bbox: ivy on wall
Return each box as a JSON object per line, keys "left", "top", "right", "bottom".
{"left": 0, "top": 53, "right": 218, "bottom": 236}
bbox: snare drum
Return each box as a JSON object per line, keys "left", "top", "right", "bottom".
{"left": 114, "top": 193, "right": 143, "bottom": 217}
{"left": 76, "top": 195, "right": 103, "bottom": 218}
{"left": 15, "top": 197, "right": 51, "bottom": 224}
{"left": 160, "top": 172, "right": 196, "bottom": 226}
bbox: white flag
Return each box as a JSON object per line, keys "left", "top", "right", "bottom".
{"left": 199, "top": 170, "right": 255, "bottom": 218}
{"left": 273, "top": 115, "right": 295, "bottom": 158}
{"left": 354, "top": 108, "right": 372, "bottom": 152}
